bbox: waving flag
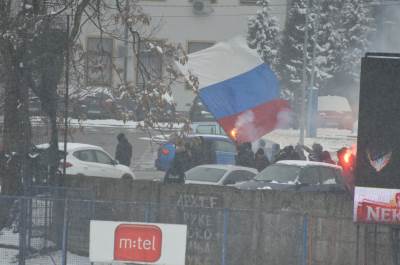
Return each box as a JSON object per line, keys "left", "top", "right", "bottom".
{"left": 177, "top": 37, "right": 289, "bottom": 143}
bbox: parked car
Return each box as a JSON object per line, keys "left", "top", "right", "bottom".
{"left": 36, "top": 143, "right": 135, "bottom": 180}
{"left": 317, "top": 96, "right": 354, "bottom": 130}
{"left": 72, "top": 93, "right": 118, "bottom": 119}
{"left": 185, "top": 165, "right": 257, "bottom": 186}
{"left": 235, "top": 160, "right": 346, "bottom": 192}
{"left": 155, "top": 134, "right": 237, "bottom": 172}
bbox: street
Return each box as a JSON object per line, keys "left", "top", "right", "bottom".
{"left": 28, "top": 124, "right": 167, "bottom": 181}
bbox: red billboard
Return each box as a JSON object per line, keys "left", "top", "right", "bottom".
{"left": 114, "top": 224, "right": 162, "bottom": 263}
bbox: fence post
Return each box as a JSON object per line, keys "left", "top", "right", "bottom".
{"left": 302, "top": 214, "right": 308, "bottom": 265}
{"left": 44, "top": 198, "right": 48, "bottom": 249}
{"left": 221, "top": 208, "right": 229, "bottom": 265}
{"left": 144, "top": 203, "right": 150, "bottom": 223}
{"left": 27, "top": 198, "right": 32, "bottom": 253}
{"left": 61, "top": 199, "right": 69, "bottom": 265}
{"left": 18, "top": 197, "right": 26, "bottom": 265}
{"left": 356, "top": 224, "right": 360, "bottom": 265}
{"left": 373, "top": 224, "right": 377, "bottom": 265}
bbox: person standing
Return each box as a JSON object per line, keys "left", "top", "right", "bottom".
{"left": 301, "top": 143, "right": 323, "bottom": 162}
{"left": 270, "top": 143, "right": 281, "bottom": 163}
{"left": 254, "top": 148, "right": 270, "bottom": 172}
{"left": 236, "top": 142, "right": 255, "bottom": 168}
{"left": 321, "top": 151, "right": 335, "bottom": 164}
{"left": 164, "top": 138, "right": 190, "bottom": 184}
{"left": 115, "top": 133, "right": 132, "bottom": 166}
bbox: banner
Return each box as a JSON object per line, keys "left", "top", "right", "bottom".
{"left": 354, "top": 186, "right": 400, "bottom": 224}
{"left": 354, "top": 53, "right": 400, "bottom": 224}
{"left": 90, "top": 221, "right": 187, "bottom": 265}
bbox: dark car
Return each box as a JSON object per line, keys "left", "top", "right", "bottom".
{"left": 155, "top": 134, "right": 237, "bottom": 172}
{"left": 73, "top": 93, "right": 117, "bottom": 119}
{"left": 235, "top": 160, "right": 346, "bottom": 192}
{"left": 189, "top": 96, "right": 215, "bottom": 122}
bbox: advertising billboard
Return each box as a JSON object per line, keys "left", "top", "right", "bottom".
{"left": 354, "top": 53, "right": 400, "bottom": 224}
{"left": 90, "top": 221, "right": 187, "bottom": 265}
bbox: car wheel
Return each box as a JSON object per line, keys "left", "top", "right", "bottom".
{"left": 121, "top": 174, "right": 133, "bottom": 181}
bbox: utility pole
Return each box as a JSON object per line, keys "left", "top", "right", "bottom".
{"left": 306, "top": 13, "right": 319, "bottom": 138}
{"left": 123, "top": 0, "right": 129, "bottom": 84}
{"left": 309, "top": 14, "right": 319, "bottom": 92}
{"left": 299, "top": 0, "right": 311, "bottom": 145}
{"left": 63, "top": 15, "right": 70, "bottom": 179}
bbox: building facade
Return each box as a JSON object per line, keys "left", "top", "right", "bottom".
{"left": 80, "top": 0, "right": 289, "bottom": 113}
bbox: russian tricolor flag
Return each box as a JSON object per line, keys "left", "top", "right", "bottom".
{"left": 177, "top": 37, "right": 290, "bottom": 143}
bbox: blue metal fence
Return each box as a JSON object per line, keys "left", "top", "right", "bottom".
{"left": 0, "top": 193, "right": 359, "bottom": 265}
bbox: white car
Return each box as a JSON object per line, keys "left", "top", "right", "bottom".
{"left": 235, "top": 160, "right": 345, "bottom": 192}
{"left": 37, "top": 143, "right": 135, "bottom": 180}
{"left": 185, "top": 164, "right": 258, "bottom": 186}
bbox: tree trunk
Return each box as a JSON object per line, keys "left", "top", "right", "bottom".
{"left": 2, "top": 50, "right": 31, "bottom": 196}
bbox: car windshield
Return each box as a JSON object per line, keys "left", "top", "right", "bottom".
{"left": 185, "top": 167, "right": 227, "bottom": 183}
{"left": 254, "top": 164, "right": 301, "bottom": 183}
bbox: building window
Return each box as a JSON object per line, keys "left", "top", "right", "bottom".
{"left": 86, "top": 37, "right": 113, "bottom": 86}
{"left": 186, "top": 41, "right": 215, "bottom": 89}
{"left": 239, "top": 0, "right": 257, "bottom": 5}
{"left": 137, "top": 40, "right": 163, "bottom": 87}
{"left": 188, "top": 0, "right": 217, "bottom": 3}
{"left": 187, "top": 41, "right": 215, "bottom": 54}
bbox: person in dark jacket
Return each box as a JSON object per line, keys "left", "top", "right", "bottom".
{"left": 115, "top": 133, "right": 133, "bottom": 166}
{"left": 275, "top": 145, "right": 301, "bottom": 161}
{"left": 270, "top": 143, "right": 281, "bottom": 163}
{"left": 301, "top": 143, "right": 323, "bottom": 162}
{"left": 164, "top": 138, "right": 190, "bottom": 184}
{"left": 235, "top": 142, "right": 255, "bottom": 168}
{"left": 337, "top": 147, "right": 355, "bottom": 193}
{"left": 294, "top": 144, "right": 307, "bottom": 160}
{"left": 321, "top": 151, "right": 336, "bottom": 164}
{"left": 190, "top": 137, "right": 205, "bottom": 167}
{"left": 254, "top": 148, "right": 270, "bottom": 172}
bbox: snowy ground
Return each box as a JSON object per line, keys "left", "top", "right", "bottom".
{"left": 0, "top": 227, "right": 89, "bottom": 265}
{"left": 0, "top": 248, "right": 89, "bottom": 265}
{"left": 29, "top": 117, "right": 185, "bottom": 130}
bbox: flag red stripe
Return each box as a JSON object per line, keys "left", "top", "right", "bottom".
{"left": 218, "top": 99, "right": 290, "bottom": 143}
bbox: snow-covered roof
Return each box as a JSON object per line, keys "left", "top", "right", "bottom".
{"left": 71, "top": 86, "right": 114, "bottom": 100}
{"left": 187, "top": 134, "right": 230, "bottom": 140}
{"left": 318, "top": 96, "right": 351, "bottom": 112}
{"left": 276, "top": 160, "right": 342, "bottom": 169}
{"left": 36, "top": 142, "right": 102, "bottom": 151}
{"left": 193, "top": 164, "right": 258, "bottom": 173}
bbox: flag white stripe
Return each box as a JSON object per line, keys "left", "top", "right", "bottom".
{"left": 176, "top": 36, "right": 263, "bottom": 89}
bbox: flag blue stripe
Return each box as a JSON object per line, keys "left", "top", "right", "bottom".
{"left": 198, "top": 64, "right": 280, "bottom": 119}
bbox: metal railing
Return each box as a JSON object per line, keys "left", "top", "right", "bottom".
{"left": 0, "top": 193, "right": 396, "bottom": 265}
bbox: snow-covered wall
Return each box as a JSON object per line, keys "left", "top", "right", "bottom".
{"left": 60, "top": 178, "right": 394, "bottom": 265}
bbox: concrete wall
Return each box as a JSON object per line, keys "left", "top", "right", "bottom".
{"left": 63, "top": 177, "right": 396, "bottom": 265}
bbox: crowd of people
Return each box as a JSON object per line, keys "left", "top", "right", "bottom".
{"left": 162, "top": 133, "right": 356, "bottom": 188}
{"left": 163, "top": 135, "right": 215, "bottom": 184}
{"left": 234, "top": 140, "right": 355, "bottom": 172}
{"left": 236, "top": 140, "right": 356, "bottom": 192}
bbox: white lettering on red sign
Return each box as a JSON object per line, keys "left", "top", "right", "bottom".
{"left": 114, "top": 224, "right": 162, "bottom": 263}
